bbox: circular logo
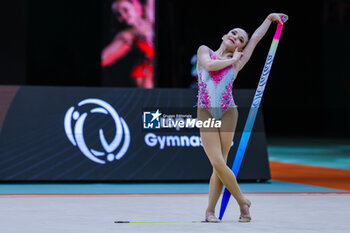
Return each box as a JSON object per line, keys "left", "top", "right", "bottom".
{"left": 64, "top": 98, "right": 130, "bottom": 164}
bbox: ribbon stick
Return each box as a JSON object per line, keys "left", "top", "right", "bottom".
{"left": 219, "top": 16, "right": 287, "bottom": 220}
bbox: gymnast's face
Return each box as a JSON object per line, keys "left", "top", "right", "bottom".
{"left": 222, "top": 28, "right": 248, "bottom": 52}
{"left": 116, "top": 0, "right": 139, "bottom": 26}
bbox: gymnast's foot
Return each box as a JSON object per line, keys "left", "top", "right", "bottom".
{"left": 205, "top": 211, "right": 221, "bottom": 223}
{"left": 239, "top": 199, "right": 251, "bottom": 222}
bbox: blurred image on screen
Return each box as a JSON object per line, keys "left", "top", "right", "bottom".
{"left": 102, "top": 0, "right": 155, "bottom": 88}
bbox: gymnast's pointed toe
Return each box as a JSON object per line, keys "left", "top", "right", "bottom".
{"left": 205, "top": 212, "right": 221, "bottom": 223}
{"left": 238, "top": 215, "right": 251, "bottom": 222}
{"left": 239, "top": 199, "right": 251, "bottom": 222}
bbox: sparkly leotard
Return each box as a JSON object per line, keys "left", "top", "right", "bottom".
{"left": 197, "top": 47, "right": 237, "bottom": 120}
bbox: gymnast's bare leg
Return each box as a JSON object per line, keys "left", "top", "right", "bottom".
{"left": 198, "top": 107, "right": 251, "bottom": 222}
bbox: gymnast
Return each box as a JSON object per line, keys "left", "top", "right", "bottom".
{"left": 196, "top": 13, "right": 288, "bottom": 222}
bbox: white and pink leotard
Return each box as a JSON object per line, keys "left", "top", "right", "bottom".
{"left": 197, "top": 47, "right": 237, "bottom": 120}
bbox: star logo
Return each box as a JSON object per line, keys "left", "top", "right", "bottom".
{"left": 143, "top": 109, "right": 162, "bottom": 129}
{"left": 150, "top": 109, "right": 161, "bottom": 122}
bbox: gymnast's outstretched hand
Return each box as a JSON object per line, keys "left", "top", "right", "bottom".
{"left": 268, "top": 13, "right": 289, "bottom": 24}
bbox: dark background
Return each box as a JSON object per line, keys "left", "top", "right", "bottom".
{"left": 1, "top": 0, "right": 349, "bottom": 137}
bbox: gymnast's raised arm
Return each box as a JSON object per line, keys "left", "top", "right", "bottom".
{"left": 235, "top": 13, "right": 288, "bottom": 71}
{"left": 197, "top": 45, "right": 242, "bottom": 71}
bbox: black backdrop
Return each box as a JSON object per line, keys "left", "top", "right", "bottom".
{"left": 0, "top": 0, "right": 349, "bottom": 137}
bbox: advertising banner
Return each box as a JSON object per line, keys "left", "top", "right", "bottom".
{"left": 0, "top": 86, "right": 270, "bottom": 181}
